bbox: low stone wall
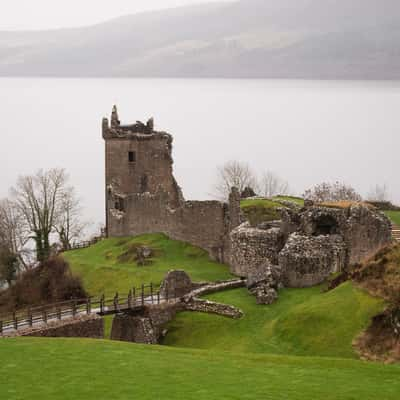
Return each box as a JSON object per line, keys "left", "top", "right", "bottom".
{"left": 189, "top": 279, "right": 246, "bottom": 298}
{"left": 4, "top": 314, "right": 104, "bottom": 339}
{"left": 182, "top": 298, "right": 243, "bottom": 319}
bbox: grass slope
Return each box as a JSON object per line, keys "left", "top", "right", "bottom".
{"left": 64, "top": 234, "right": 232, "bottom": 297}
{"left": 164, "top": 282, "right": 385, "bottom": 359}
{"left": 385, "top": 210, "right": 400, "bottom": 226}
{"left": 240, "top": 199, "right": 282, "bottom": 225}
{"left": 1, "top": 338, "right": 399, "bottom": 400}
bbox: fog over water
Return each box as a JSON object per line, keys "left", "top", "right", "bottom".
{"left": 1, "top": 78, "right": 399, "bottom": 228}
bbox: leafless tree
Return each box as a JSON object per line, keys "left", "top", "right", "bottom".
{"left": 54, "top": 187, "right": 88, "bottom": 251}
{"left": 303, "top": 181, "right": 362, "bottom": 203}
{"left": 260, "top": 171, "right": 290, "bottom": 198}
{"left": 0, "top": 198, "right": 30, "bottom": 269}
{"left": 211, "top": 160, "right": 258, "bottom": 201}
{"left": 367, "top": 184, "right": 390, "bottom": 202}
{"left": 11, "top": 169, "right": 69, "bottom": 262}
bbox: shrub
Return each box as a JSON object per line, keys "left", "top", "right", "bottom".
{"left": 0, "top": 256, "right": 86, "bottom": 313}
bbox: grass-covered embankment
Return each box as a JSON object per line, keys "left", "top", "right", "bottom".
{"left": 63, "top": 234, "right": 233, "bottom": 297}
{"left": 164, "top": 282, "right": 385, "bottom": 359}
{"left": 1, "top": 337, "right": 399, "bottom": 400}
{"left": 385, "top": 210, "right": 400, "bottom": 226}
{"left": 240, "top": 196, "right": 304, "bottom": 226}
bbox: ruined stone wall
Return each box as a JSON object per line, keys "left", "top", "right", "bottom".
{"left": 229, "top": 223, "right": 284, "bottom": 277}
{"left": 108, "top": 193, "right": 232, "bottom": 261}
{"left": 229, "top": 204, "right": 392, "bottom": 289}
{"left": 343, "top": 205, "right": 392, "bottom": 264}
{"left": 278, "top": 233, "right": 347, "bottom": 287}
{"left": 103, "top": 108, "right": 240, "bottom": 262}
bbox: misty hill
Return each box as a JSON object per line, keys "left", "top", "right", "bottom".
{"left": 1, "top": 0, "right": 400, "bottom": 79}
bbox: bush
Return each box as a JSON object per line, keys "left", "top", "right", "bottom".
{"left": 0, "top": 256, "right": 87, "bottom": 313}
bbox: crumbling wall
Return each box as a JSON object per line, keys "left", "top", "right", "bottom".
{"left": 342, "top": 205, "right": 393, "bottom": 264}
{"left": 278, "top": 233, "right": 347, "bottom": 287}
{"left": 104, "top": 108, "right": 241, "bottom": 263}
{"left": 229, "top": 222, "right": 284, "bottom": 277}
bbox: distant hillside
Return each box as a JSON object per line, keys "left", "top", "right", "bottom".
{"left": 1, "top": 0, "right": 400, "bottom": 79}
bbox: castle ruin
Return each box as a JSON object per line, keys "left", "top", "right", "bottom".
{"left": 103, "top": 106, "right": 240, "bottom": 263}
{"left": 103, "top": 106, "right": 393, "bottom": 303}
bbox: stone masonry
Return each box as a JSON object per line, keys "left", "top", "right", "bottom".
{"left": 230, "top": 203, "right": 392, "bottom": 289}
{"left": 103, "top": 106, "right": 241, "bottom": 262}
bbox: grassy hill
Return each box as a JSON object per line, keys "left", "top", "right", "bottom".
{"left": 64, "top": 233, "right": 386, "bottom": 359}
{"left": 64, "top": 234, "right": 233, "bottom": 297}
{"left": 240, "top": 196, "right": 304, "bottom": 226}
{"left": 163, "top": 282, "right": 385, "bottom": 359}
{"left": 1, "top": 338, "right": 399, "bottom": 400}
{"left": 385, "top": 210, "right": 400, "bottom": 226}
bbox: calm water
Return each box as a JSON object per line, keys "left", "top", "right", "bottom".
{"left": 1, "top": 78, "right": 399, "bottom": 227}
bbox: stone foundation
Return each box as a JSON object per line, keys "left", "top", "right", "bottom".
{"left": 4, "top": 314, "right": 104, "bottom": 339}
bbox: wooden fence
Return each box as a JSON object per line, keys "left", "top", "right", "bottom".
{"left": 0, "top": 283, "right": 179, "bottom": 335}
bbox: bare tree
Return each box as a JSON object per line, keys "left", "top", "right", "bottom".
{"left": 303, "top": 181, "right": 362, "bottom": 203}
{"left": 367, "top": 184, "right": 390, "bottom": 202}
{"left": 212, "top": 160, "right": 259, "bottom": 201}
{"left": 0, "top": 198, "right": 30, "bottom": 269}
{"left": 54, "top": 187, "right": 88, "bottom": 251}
{"left": 11, "top": 169, "right": 69, "bottom": 262}
{"left": 260, "top": 171, "right": 290, "bottom": 198}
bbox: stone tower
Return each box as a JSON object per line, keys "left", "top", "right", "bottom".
{"left": 103, "top": 106, "right": 183, "bottom": 236}
{"left": 102, "top": 106, "right": 241, "bottom": 262}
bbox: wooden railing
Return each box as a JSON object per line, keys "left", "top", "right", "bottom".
{"left": 62, "top": 237, "right": 102, "bottom": 252}
{"left": 0, "top": 283, "right": 179, "bottom": 335}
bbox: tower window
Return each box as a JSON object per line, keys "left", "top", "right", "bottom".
{"left": 128, "top": 151, "right": 136, "bottom": 162}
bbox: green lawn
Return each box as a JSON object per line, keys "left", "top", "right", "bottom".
{"left": 240, "top": 198, "right": 282, "bottom": 225}
{"left": 163, "top": 282, "right": 385, "bottom": 359}
{"left": 273, "top": 195, "right": 305, "bottom": 206}
{"left": 385, "top": 210, "right": 400, "bottom": 226}
{"left": 63, "top": 234, "right": 233, "bottom": 297}
{"left": 1, "top": 337, "right": 399, "bottom": 400}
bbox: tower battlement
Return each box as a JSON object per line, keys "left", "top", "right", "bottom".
{"left": 102, "top": 105, "right": 158, "bottom": 140}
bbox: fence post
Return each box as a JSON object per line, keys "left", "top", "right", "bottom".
{"left": 72, "top": 301, "right": 77, "bottom": 317}
{"left": 141, "top": 284, "right": 145, "bottom": 306}
{"left": 13, "top": 312, "right": 17, "bottom": 330}
{"left": 43, "top": 310, "right": 48, "bottom": 324}
{"left": 86, "top": 298, "right": 91, "bottom": 315}
{"left": 166, "top": 286, "right": 169, "bottom": 303}
{"left": 28, "top": 308, "right": 33, "bottom": 326}
{"left": 128, "top": 290, "right": 132, "bottom": 309}
{"left": 100, "top": 294, "right": 105, "bottom": 314}
{"left": 0, "top": 320, "right": 2, "bottom": 335}
{"left": 132, "top": 287, "right": 136, "bottom": 305}
{"left": 157, "top": 292, "right": 160, "bottom": 305}
{"left": 114, "top": 293, "right": 119, "bottom": 311}
{"left": 57, "top": 307, "right": 61, "bottom": 321}
{"left": 150, "top": 283, "right": 154, "bottom": 304}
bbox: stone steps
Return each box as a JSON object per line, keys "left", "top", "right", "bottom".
{"left": 392, "top": 224, "right": 400, "bottom": 242}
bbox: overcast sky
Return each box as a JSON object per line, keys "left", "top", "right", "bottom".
{"left": 1, "top": 0, "right": 231, "bottom": 31}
